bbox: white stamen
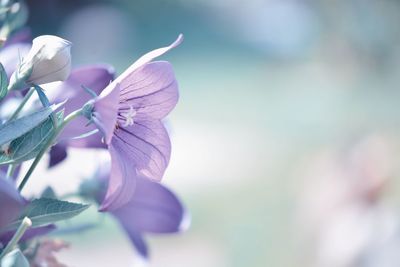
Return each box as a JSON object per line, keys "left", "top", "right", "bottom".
{"left": 121, "top": 106, "right": 137, "bottom": 127}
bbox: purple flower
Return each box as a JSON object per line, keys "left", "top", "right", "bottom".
{"left": 43, "top": 65, "right": 114, "bottom": 167}
{"left": 44, "top": 35, "right": 182, "bottom": 210}
{"left": 94, "top": 162, "right": 189, "bottom": 258}
{"left": 91, "top": 34, "right": 183, "bottom": 211}
{"left": 0, "top": 174, "right": 56, "bottom": 247}
{"left": 0, "top": 176, "right": 24, "bottom": 230}
{"left": 46, "top": 64, "right": 115, "bottom": 147}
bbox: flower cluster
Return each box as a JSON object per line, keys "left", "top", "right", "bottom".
{"left": 0, "top": 1, "right": 188, "bottom": 265}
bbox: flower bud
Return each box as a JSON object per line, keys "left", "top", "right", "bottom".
{"left": 8, "top": 35, "right": 72, "bottom": 90}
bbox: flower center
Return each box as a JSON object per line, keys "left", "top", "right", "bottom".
{"left": 120, "top": 106, "right": 137, "bottom": 127}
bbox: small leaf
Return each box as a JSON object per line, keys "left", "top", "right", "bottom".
{"left": 0, "top": 106, "right": 54, "bottom": 147}
{"left": 33, "top": 85, "right": 59, "bottom": 132}
{"left": 0, "top": 110, "right": 64, "bottom": 165}
{"left": 1, "top": 249, "right": 29, "bottom": 267}
{"left": 33, "top": 84, "right": 51, "bottom": 107}
{"left": 5, "top": 198, "right": 90, "bottom": 230}
{"left": 0, "top": 63, "right": 8, "bottom": 101}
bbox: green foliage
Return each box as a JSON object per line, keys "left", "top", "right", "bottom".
{"left": 0, "top": 63, "right": 8, "bottom": 101}
{"left": 0, "top": 110, "right": 63, "bottom": 164}
{"left": 0, "top": 107, "right": 55, "bottom": 147}
{"left": 5, "top": 198, "right": 90, "bottom": 231}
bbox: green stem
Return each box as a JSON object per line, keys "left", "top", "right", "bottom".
{"left": 6, "top": 164, "right": 17, "bottom": 180}
{"left": 0, "top": 217, "right": 31, "bottom": 259}
{"left": 18, "top": 109, "right": 83, "bottom": 192}
{"left": 7, "top": 87, "right": 35, "bottom": 122}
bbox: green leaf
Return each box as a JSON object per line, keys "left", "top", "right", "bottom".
{"left": 1, "top": 249, "right": 29, "bottom": 267}
{"left": 5, "top": 198, "right": 90, "bottom": 230}
{"left": 0, "top": 63, "right": 8, "bottom": 101}
{"left": 0, "top": 106, "right": 54, "bottom": 147}
{"left": 0, "top": 110, "right": 63, "bottom": 165}
{"left": 33, "top": 84, "right": 51, "bottom": 107}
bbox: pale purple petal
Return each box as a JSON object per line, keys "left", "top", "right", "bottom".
{"left": 95, "top": 34, "right": 182, "bottom": 135}
{"left": 93, "top": 36, "right": 182, "bottom": 210}
{"left": 118, "top": 61, "right": 179, "bottom": 121}
{"left": 127, "top": 34, "right": 183, "bottom": 72}
{"left": 0, "top": 165, "right": 21, "bottom": 181}
{"left": 0, "top": 178, "right": 24, "bottom": 229}
{"left": 48, "top": 144, "right": 67, "bottom": 167}
{"left": 120, "top": 228, "right": 148, "bottom": 258}
{"left": 48, "top": 65, "right": 114, "bottom": 147}
{"left": 94, "top": 164, "right": 186, "bottom": 258}
{"left": 93, "top": 83, "right": 120, "bottom": 145}
{"left": 112, "top": 177, "right": 186, "bottom": 234}
{"left": 113, "top": 34, "right": 183, "bottom": 86}
{"left": 0, "top": 166, "right": 7, "bottom": 175}
{"left": 112, "top": 120, "right": 171, "bottom": 182}
{"left": 49, "top": 65, "right": 115, "bottom": 111}
{"left": 20, "top": 224, "right": 56, "bottom": 242}
{"left": 99, "top": 140, "right": 137, "bottom": 211}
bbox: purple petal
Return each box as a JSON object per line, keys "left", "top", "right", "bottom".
{"left": 94, "top": 35, "right": 182, "bottom": 144}
{"left": 129, "top": 34, "right": 183, "bottom": 71}
{"left": 47, "top": 65, "right": 114, "bottom": 148}
{"left": 48, "top": 144, "right": 68, "bottom": 167}
{"left": 113, "top": 120, "right": 171, "bottom": 182}
{"left": 98, "top": 140, "right": 137, "bottom": 211}
{"left": 0, "top": 178, "right": 24, "bottom": 229}
{"left": 118, "top": 61, "right": 179, "bottom": 121}
{"left": 0, "top": 165, "right": 21, "bottom": 181}
{"left": 93, "top": 83, "right": 120, "bottom": 145}
{"left": 0, "top": 224, "right": 55, "bottom": 245}
{"left": 110, "top": 34, "right": 183, "bottom": 90}
{"left": 49, "top": 64, "right": 115, "bottom": 111}
{"left": 120, "top": 228, "right": 148, "bottom": 258}
{"left": 112, "top": 177, "right": 186, "bottom": 234}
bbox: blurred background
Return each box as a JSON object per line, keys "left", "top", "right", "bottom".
{"left": 18, "top": 0, "right": 400, "bottom": 266}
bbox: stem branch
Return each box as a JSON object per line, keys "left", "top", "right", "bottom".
{"left": 18, "top": 109, "right": 83, "bottom": 192}
{"left": 7, "top": 87, "right": 35, "bottom": 122}
{"left": 0, "top": 217, "right": 32, "bottom": 259}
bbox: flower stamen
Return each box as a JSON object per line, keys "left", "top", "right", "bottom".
{"left": 120, "top": 106, "right": 137, "bottom": 127}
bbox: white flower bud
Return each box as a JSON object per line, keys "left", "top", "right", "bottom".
{"left": 9, "top": 35, "right": 72, "bottom": 90}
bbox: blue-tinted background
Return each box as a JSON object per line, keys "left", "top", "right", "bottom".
{"left": 22, "top": 0, "right": 400, "bottom": 266}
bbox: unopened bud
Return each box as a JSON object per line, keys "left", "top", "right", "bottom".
{"left": 9, "top": 35, "right": 72, "bottom": 90}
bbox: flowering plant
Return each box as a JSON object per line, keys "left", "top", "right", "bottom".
{"left": 0, "top": 1, "right": 188, "bottom": 266}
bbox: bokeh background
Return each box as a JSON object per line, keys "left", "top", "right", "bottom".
{"left": 19, "top": 0, "right": 400, "bottom": 266}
